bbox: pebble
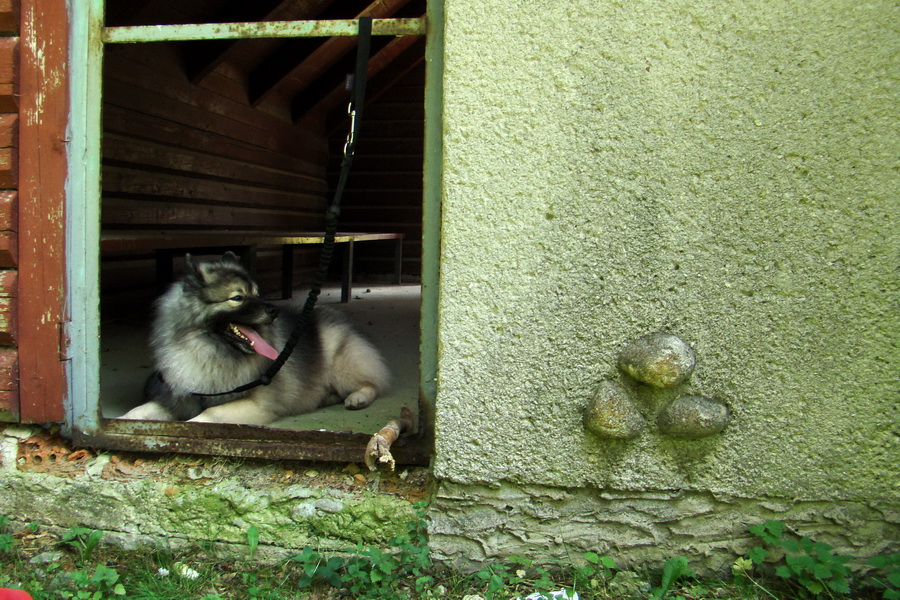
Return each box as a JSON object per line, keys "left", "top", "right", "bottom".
{"left": 618, "top": 333, "right": 696, "bottom": 388}
{"left": 658, "top": 395, "right": 730, "bottom": 438}
{"left": 315, "top": 498, "right": 344, "bottom": 514}
{"left": 173, "top": 562, "right": 200, "bottom": 580}
{"left": 29, "top": 551, "right": 64, "bottom": 564}
{"left": 607, "top": 570, "right": 652, "bottom": 596}
{"left": 283, "top": 485, "right": 315, "bottom": 499}
{"left": 291, "top": 502, "right": 317, "bottom": 520}
{"left": 583, "top": 381, "right": 646, "bottom": 439}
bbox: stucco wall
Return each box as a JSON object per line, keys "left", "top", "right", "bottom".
{"left": 434, "top": 0, "right": 898, "bottom": 507}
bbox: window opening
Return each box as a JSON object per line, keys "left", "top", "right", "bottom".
{"left": 66, "top": 0, "right": 437, "bottom": 466}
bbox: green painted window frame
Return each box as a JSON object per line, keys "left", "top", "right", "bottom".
{"left": 64, "top": 1, "right": 443, "bottom": 464}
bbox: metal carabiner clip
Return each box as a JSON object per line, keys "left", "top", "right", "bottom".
{"left": 343, "top": 105, "right": 358, "bottom": 158}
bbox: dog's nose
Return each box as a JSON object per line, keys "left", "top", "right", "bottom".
{"left": 266, "top": 304, "right": 279, "bottom": 319}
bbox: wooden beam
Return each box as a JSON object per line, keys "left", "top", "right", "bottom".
{"left": 0, "top": 346, "right": 18, "bottom": 420}
{"left": 289, "top": 34, "right": 394, "bottom": 119}
{"left": 248, "top": 0, "right": 413, "bottom": 108}
{"left": 0, "top": 269, "right": 16, "bottom": 346}
{"left": 0, "top": 0, "right": 18, "bottom": 35}
{"left": 0, "top": 36, "right": 18, "bottom": 113}
{"left": 183, "top": 0, "right": 295, "bottom": 83}
{"left": 243, "top": 0, "right": 370, "bottom": 104}
{"left": 17, "top": 0, "right": 69, "bottom": 423}
{"left": 0, "top": 190, "right": 15, "bottom": 228}
{"left": 320, "top": 36, "right": 425, "bottom": 130}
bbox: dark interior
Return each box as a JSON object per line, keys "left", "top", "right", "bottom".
{"left": 96, "top": 1, "right": 428, "bottom": 441}
{"left": 101, "top": 0, "right": 426, "bottom": 309}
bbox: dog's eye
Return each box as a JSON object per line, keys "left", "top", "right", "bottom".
{"left": 229, "top": 295, "right": 244, "bottom": 302}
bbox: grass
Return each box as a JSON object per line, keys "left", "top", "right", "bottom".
{"left": 0, "top": 515, "right": 894, "bottom": 600}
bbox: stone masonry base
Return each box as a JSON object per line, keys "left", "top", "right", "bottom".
{"left": 2, "top": 425, "right": 896, "bottom": 577}
{"left": 0, "top": 426, "right": 429, "bottom": 559}
{"left": 428, "top": 481, "right": 899, "bottom": 576}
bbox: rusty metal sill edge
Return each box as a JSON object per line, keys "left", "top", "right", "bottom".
{"left": 71, "top": 421, "right": 431, "bottom": 466}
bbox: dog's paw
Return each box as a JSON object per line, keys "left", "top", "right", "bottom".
{"left": 344, "top": 387, "right": 376, "bottom": 410}
{"left": 187, "top": 412, "right": 216, "bottom": 423}
{"left": 119, "top": 401, "right": 174, "bottom": 421}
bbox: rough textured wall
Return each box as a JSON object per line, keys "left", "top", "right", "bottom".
{"left": 429, "top": 482, "right": 896, "bottom": 574}
{"left": 434, "top": 0, "right": 898, "bottom": 505}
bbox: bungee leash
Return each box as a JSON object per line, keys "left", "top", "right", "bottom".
{"left": 192, "top": 17, "right": 373, "bottom": 398}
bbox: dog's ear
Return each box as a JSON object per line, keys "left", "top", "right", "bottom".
{"left": 222, "top": 251, "right": 241, "bottom": 265}
{"left": 183, "top": 253, "right": 204, "bottom": 284}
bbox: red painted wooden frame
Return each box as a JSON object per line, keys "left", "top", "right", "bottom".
{"left": 16, "top": 0, "right": 68, "bottom": 422}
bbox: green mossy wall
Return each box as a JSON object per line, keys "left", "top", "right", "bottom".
{"left": 0, "top": 428, "right": 424, "bottom": 557}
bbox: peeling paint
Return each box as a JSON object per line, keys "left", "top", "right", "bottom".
{"left": 20, "top": 7, "right": 67, "bottom": 127}
{"left": 103, "top": 18, "right": 427, "bottom": 44}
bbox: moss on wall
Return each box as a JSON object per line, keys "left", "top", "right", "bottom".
{"left": 435, "top": 0, "right": 898, "bottom": 500}
{"left": 0, "top": 429, "right": 425, "bottom": 555}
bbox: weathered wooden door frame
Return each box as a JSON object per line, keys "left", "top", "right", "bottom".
{"left": 58, "top": 0, "right": 442, "bottom": 464}
{"left": 17, "top": 0, "right": 70, "bottom": 423}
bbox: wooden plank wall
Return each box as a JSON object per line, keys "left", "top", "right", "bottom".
{"left": 0, "top": 0, "right": 17, "bottom": 420}
{"left": 101, "top": 41, "right": 330, "bottom": 302}
{"left": 329, "top": 63, "right": 425, "bottom": 278}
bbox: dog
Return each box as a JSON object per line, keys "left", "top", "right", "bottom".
{"left": 120, "top": 252, "right": 389, "bottom": 425}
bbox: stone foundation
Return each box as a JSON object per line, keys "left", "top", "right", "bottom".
{"left": 4, "top": 425, "right": 896, "bottom": 576}
{"left": 428, "top": 481, "right": 900, "bottom": 576}
{"left": 0, "top": 426, "right": 429, "bottom": 557}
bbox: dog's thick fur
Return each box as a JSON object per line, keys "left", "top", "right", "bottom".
{"left": 120, "top": 253, "right": 389, "bottom": 425}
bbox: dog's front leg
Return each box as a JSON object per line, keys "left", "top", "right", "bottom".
{"left": 120, "top": 401, "right": 176, "bottom": 421}
{"left": 188, "top": 399, "right": 278, "bottom": 426}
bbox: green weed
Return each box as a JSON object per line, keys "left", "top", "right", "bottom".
{"left": 0, "top": 515, "right": 14, "bottom": 553}
{"left": 650, "top": 556, "right": 693, "bottom": 600}
{"left": 290, "top": 502, "right": 433, "bottom": 599}
{"left": 246, "top": 524, "right": 260, "bottom": 560}
{"left": 571, "top": 552, "right": 618, "bottom": 595}
{"left": 61, "top": 526, "right": 104, "bottom": 565}
{"left": 867, "top": 552, "right": 900, "bottom": 600}
{"left": 743, "top": 520, "right": 852, "bottom": 598}
{"left": 471, "top": 554, "right": 570, "bottom": 600}
{"left": 1, "top": 511, "right": 895, "bottom": 600}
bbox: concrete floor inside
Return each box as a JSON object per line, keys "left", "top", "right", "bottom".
{"left": 100, "top": 283, "right": 421, "bottom": 434}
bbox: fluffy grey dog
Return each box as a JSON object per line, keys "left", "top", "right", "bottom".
{"left": 120, "top": 252, "right": 389, "bottom": 425}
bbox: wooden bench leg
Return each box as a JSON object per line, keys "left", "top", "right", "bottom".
{"left": 281, "top": 244, "right": 294, "bottom": 299}
{"left": 341, "top": 239, "right": 354, "bottom": 303}
{"left": 393, "top": 236, "right": 403, "bottom": 284}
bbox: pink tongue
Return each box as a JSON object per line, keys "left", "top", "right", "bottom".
{"left": 236, "top": 325, "right": 280, "bottom": 360}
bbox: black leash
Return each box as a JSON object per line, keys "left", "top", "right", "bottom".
{"left": 193, "top": 17, "right": 373, "bottom": 398}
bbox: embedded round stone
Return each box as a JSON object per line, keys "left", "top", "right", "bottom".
{"left": 618, "top": 333, "right": 696, "bottom": 388}
{"left": 658, "top": 395, "right": 730, "bottom": 438}
{"left": 583, "top": 381, "right": 646, "bottom": 439}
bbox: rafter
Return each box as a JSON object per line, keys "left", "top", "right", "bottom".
{"left": 183, "top": 0, "right": 329, "bottom": 83}
{"left": 247, "top": 0, "right": 413, "bottom": 108}
{"left": 309, "top": 35, "right": 425, "bottom": 129}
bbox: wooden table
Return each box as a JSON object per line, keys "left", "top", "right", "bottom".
{"left": 101, "top": 230, "right": 404, "bottom": 302}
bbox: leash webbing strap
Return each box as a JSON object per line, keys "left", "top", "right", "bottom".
{"left": 193, "top": 17, "right": 373, "bottom": 398}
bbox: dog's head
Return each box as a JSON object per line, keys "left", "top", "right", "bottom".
{"left": 181, "top": 252, "right": 281, "bottom": 359}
